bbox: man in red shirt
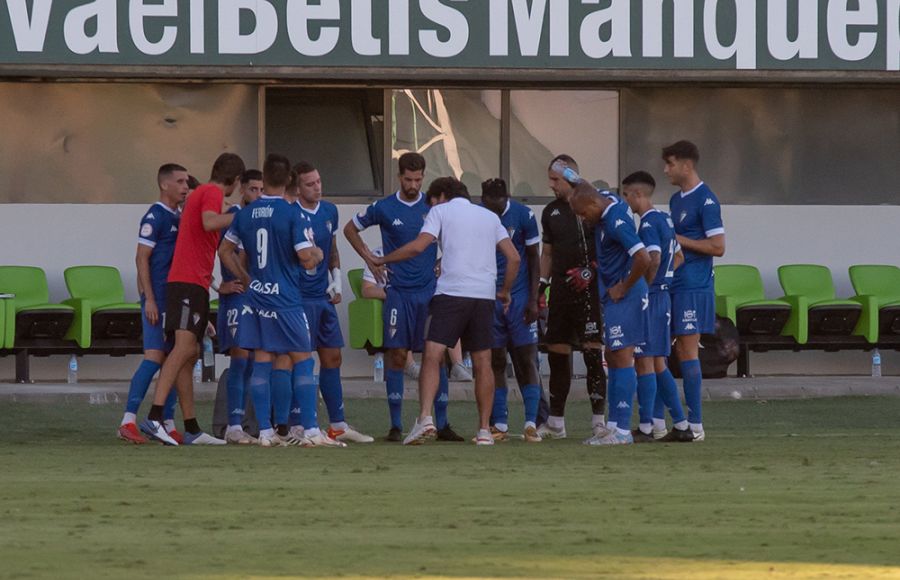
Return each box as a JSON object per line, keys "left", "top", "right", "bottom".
{"left": 140, "top": 153, "right": 246, "bottom": 446}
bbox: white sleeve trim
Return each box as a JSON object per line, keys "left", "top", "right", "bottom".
{"left": 525, "top": 235, "right": 541, "bottom": 246}
{"left": 352, "top": 215, "right": 366, "bottom": 231}
{"left": 294, "top": 241, "right": 314, "bottom": 251}
{"left": 627, "top": 242, "right": 646, "bottom": 257}
{"left": 645, "top": 245, "right": 661, "bottom": 254}
{"left": 675, "top": 243, "right": 683, "bottom": 253}
{"left": 705, "top": 227, "right": 725, "bottom": 237}
{"left": 224, "top": 231, "right": 241, "bottom": 245}
{"left": 137, "top": 238, "right": 156, "bottom": 248}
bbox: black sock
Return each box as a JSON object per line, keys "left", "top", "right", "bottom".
{"left": 184, "top": 418, "right": 201, "bottom": 435}
{"left": 148, "top": 405, "right": 164, "bottom": 422}
{"left": 583, "top": 349, "right": 607, "bottom": 416}
{"left": 276, "top": 424, "right": 289, "bottom": 437}
{"left": 548, "top": 352, "right": 572, "bottom": 417}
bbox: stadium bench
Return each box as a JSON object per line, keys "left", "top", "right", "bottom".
{"left": 778, "top": 264, "right": 862, "bottom": 345}
{"left": 62, "top": 266, "right": 143, "bottom": 350}
{"left": 347, "top": 268, "right": 383, "bottom": 352}
{"left": 849, "top": 265, "right": 900, "bottom": 344}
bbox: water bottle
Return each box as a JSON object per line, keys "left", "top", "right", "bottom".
{"left": 373, "top": 352, "right": 384, "bottom": 383}
{"left": 871, "top": 348, "right": 882, "bottom": 377}
{"left": 463, "top": 352, "right": 473, "bottom": 369}
{"left": 202, "top": 335, "right": 215, "bottom": 368}
{"left": 193, "top": 359, "right": 202, "bottom": 384}
{"left": 67, "top": 355, "right": 78, "bottom": 384}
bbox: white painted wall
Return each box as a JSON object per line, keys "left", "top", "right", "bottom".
{"left": 1, "top": 203, "right": 898, "bottom": 380}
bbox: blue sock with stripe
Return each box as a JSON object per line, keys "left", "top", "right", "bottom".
{"left": 680, "top": 359, "right": 703, "bottom": 424}
{"left": 636, "top": 373, "right": 657, "bottom": 428}
{"left": 656, "top": 368, "right": 686, "bottom": 424}
{"left": 271, "top": 369, "right": 292, "bottom": 427}
{"left": 293, "top": 359, "right": 318, "bottom": 430}
{"left": 521, "top": 384, "right": 541, "bottom": 425}
{"left": 319, "top": 367, "right": 345, "bottom": 424}
{"left": 226, "top": 357, "right": 248, "bottom": 427}
{"left": 125, "top": 360, "right": 160, "bottom": 415}
{"left": 249, "top": 361, "right": 273, "bottom": 431}
{"left": 385, "top": 369, "right": 404, "bottom": 430}
{"left": 434, "top": 365, "right": 450, "bottom": 430}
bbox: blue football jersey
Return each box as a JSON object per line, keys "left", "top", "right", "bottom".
{"left": 639, "top": 209, "right": 679, "bottom": 290}
{"left": 219, "top": 205, "right": 242, "bottom": 284}
{"left": 137, "top": 202, "right": 180, "bottom": 296}
{"left": 490, "top": 200, "right": 540, "bottom": 296}
{"left": 669, "top": 182, "right": 724, "bottom": 292}
{"left": 595, "top": 199, "right": 648, "bottom": 295}
{"left": 297, "top": 200, "right": 340, "bottom": 299}
{"left": 353, "top": 192, "right": 437, "bottom": 291}
{"left": 225, "top": 195, "right": 311, "bottom": 312}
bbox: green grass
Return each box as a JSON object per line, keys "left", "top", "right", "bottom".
{"left": 2, "top": 397, "right": 900, "bottom": 579}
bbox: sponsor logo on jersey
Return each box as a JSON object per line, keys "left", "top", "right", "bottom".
{"left": 252, "top": 206, "right": 275, "bottom": 219}
{"left": 140, "top": 223, "right": 153, "bottom": 237}
{"left": 250, "top": 280, "right": 281, "bottom": 295}
{"left": 392, "top": 218, "right": 404, "bottom": 227}
{"left": 257, "top": 309, "right": 278, "bottom": 319}
{"left": 704, "top": 197, "right": 716, "bottom": 206}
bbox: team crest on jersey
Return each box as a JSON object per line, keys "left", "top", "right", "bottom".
{"left": 140, "top": 223, "right": 153, "bottom": 237}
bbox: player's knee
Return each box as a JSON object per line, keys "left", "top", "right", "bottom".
{"left": 511, "top": 345, "right": 539, "bottom": 386}
{"left": 491, "top": 349, "right": 507, "bottom": 372}
{"left": 388, "top": 349, "right": 408, "bottom": 370}
{"left": 319, "top": 348, "right": 342, "bottom": 368}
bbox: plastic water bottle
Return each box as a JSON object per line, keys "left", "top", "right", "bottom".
{"left": 193, "top": 359, "right": 202, "bottom": 384}
{"left": 67, "top": 355, "right": 78, "bottom": 384}
{"left": 202, "top": 335, "right": 215, "bottom": 368}
{"left": 463, "top": 352, "right": 473, "bottom": 369}
{"left": 373, "top": 352, "right": 384, "bottom": 383}
{"left": 871, "top": 349, "right": 882, "bottom": 377}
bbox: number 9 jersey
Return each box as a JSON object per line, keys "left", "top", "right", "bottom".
{"left": 224, "top": 194, "right": 313, "bottom": 313}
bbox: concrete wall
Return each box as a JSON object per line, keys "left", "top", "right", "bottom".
{"left": 1, "top": 203, "right": 898, "bottom": 381}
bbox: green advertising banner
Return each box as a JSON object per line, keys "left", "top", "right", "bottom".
{"left": 1, "top": 0, "right": 898, "bottom": 71}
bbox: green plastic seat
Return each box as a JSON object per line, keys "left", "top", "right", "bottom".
{"left": 62, "top": 266, "right": 141, "bottom": 348}
{"left": 848, "top": 265, "right": 900, "bottom": 343}
{"left": 0, "top": 266, "right": 75, "bottom": 348}
{"left": 347, "top": 268, "right": 383, "bottom": 350}
{"left": 714, "top": 265, "right": 790, "bottom": 335}
{"left": 777, "top": 264, "right": 861, "bottom": 344}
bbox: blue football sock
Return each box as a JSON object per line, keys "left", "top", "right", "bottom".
{"left": 636, "top": 373, "right": 657, "bottom": 427}
{"left": 680, "top": 359, "right": 703, "bottom": 424}
{"left": 125, "top": 360, "right": 161, "bottom": 415}
{"left": 226, "top": 357, "right": 249, "bottom": 427}
{"left": 271, "top": 369, "right": 292, "bottom": 426}
{"left": 293, "top": 359, "right": 318, "bottom": 430}
{"left": 521, "top": 384, "right": 541, "bottom": 425}
{"left": 491, "top": 386, "right": 509, "bottom": 427}
{"left": 162, "top": 386, "right": 178, "bottom": 421}
{"left": 434, "top": 365, "right": 450, "bottom": 430}
{"left": 609, "top": 367, "right": 637, "bottom": 430}
{"left": 249, "top": 361, "right": 273, "bottom": 431}
{"left": 319, "top": 367, "right": 345, "bottom": 424}
{"left": 656, "top": 368, "right": 686, "bottom": 424}
{"left": 385, "top": 369, "right": 404, "bottom": 430}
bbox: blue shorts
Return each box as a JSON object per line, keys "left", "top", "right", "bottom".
{"left": 635, "top": 291, "right": 671, "bottom": 358}
{"left": 383, "top": 285, "right": 434, "bottom": 353}
{"left": 302, "top": 297, "right": 345, "bottom": 350}
{"left": 493, "top": 292, "right": 538, "bottom": 349}
{"left": 602, "top": 289, "right": 649, "bottom": 352}
{"left": 141, "top": 293, "right": 171, "bottom": 353}
{"left": 216, "top": 293, "right": 246, "bottom": 354}
{"left": 237, "top": 306, "right": 312, "bottom": 354}
{"left": 671, "top": 290, "right": 715, "bottom": 336}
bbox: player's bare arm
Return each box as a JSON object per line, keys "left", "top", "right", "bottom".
{"left": 645, "top": 250, "right": 661, "bottom": 285}
{"left": 218, "top": 239, "right": 250, "bottom": 287}
{"left": 201, "top": 210, "right": 235, "bottom": 232}
{"left": 496, "top": 238, "right": 521, "bottom": 310}
{"left": 608, "top": 248, "right": 651, "bottom": 303}
{"left": 328, "top": 241, "right": 342, "bottom": 305}
{"left": 298, "top": 246, "right": 324, "bottom": 270}
{"left": 343, "top": 219, "right": 385, "bottom": 283}
{"left": 376, "top": 233, "right": 436, "bottom": 265}
{"left": 673, "top": 250, "right": 685, "bottom": 270}
{"left": 677, "top": 233, "right": 725, "bottom": 257}
{"left": 135, "top": 244, "right": 158, "bottom": 325}
{"left": 525, "top": 244, "right": 540, "bottom": 323}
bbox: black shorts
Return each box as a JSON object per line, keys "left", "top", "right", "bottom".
{"left": 544, "top": 288, "right": 603, "bottom": 347}
{"left": 424, "top": 294, "right": 495, "bottom": 353}
{"left": 164, "top": 282, "right": 210, "bottom": 343}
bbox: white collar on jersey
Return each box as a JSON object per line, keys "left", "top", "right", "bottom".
{"left": 679, "top": 181, "right": 705, "bottom": 198}
{"left": 260, "top": 194, "right": 282, "bottom": 200}
{"left": 501, "top": 200, "right": 511, "bottom": 217}
{"left": 154, "top": 201, "right": 178, "bottom": 215}
{"left": 298, "top": 200, "right": 321, "bottom": 214}
{"left": 395, "top": 191, "right": 423, "bottom": 207}
{"left": 600, "top": 196, "right": 618, "bottom": 220}
{"left": 640, "top": 208, "right": 659, "bottom": 219}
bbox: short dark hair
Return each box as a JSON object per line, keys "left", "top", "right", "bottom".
{"left": 571, "top": 181, "right": 600, "bottom": 206}
{"left": 263, "top": 153, "right": 292, "bottom": 188}
{"left": 426, "top": 176, "right": 469, "bottom": 204}
{"left": 293, "top": 161, "right": 317, "bottom": 177}
{"left": 481, "top": 178, "right": 508, "bottom": 199}
{"left": 622, "top": 171, "right": 656, "bottom": 189}
{"left": 157, "top": 163, "right": 186, "bottom": 186}
{"left": 398, "top": 152, "right": 426, "bottom": 174}
{"left": 241, "top": 169, "right": 262, "bottom": 184}
{"left": 187, "top": 175, "right": 200, "bottom": 190}
{"left": 209, "top": 153, "right": 246, "bottom": 186}
{"left": 662, "top": 140, "right": 700, "bottom": 163}
{"left": 549, "top": 154, "right": 579, "bottom": 172}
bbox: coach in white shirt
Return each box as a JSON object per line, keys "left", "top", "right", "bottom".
{"left": 373, "top": 177, "right": 520, "bottom": 445}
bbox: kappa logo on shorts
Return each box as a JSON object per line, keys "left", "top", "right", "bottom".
{"left": 612, "top": 339, "right": 623, "bottom": 348}
{"left": 634, "top": 345, "right": 643, "bottom": 354}
{"left": 685, "top": 323, "right": 696, "bottom": 331}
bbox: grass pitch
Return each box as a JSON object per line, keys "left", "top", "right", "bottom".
{"left": 1, "top": 396, "right": 900, "bottom": 580}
